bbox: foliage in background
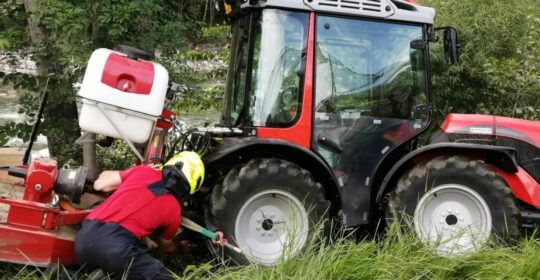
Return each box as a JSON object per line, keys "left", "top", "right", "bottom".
{"left": 95, "top": 140, "right": 135, "bottom": 170}
{"left": 0, "top": 0, "right": 226, "bottom": 165}
{"left": 162, "top": 24, "right": 229, "bottom": 114}
{"left": 421, "top": 0, "right": 540, "bottom": 122}
{"left": 0, "top": 0, "right": 28, "bottom": 51}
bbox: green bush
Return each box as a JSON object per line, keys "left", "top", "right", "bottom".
{"left": 421, "top": 0, "right": 540, "bottom": 121}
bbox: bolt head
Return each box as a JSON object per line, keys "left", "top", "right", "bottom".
{"left": 261, "top": 233, "right": 266, "bottom": 237}
{"left": 35, "top": 184, "right": 42, "bottom": 191}
{"left": 268, "top": 233, "right": 273, "bottom": 237}
{"left": 256, "top": 227, "right": 261, "bottom": 231}
{"left": 270, "top": 214, "right": 276, "bottom": 218}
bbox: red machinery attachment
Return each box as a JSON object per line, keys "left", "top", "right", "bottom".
{"left": 1, "top": 158, "right": 91, "bottom": 266}
{"left": 23, "top": 158, "right": 57, "bottom": 203}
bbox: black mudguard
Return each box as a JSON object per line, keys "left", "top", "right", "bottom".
{"left": 375, "top": 142, "right": 519, "bottom": 204}
{"left": 203, "top": 137, "right": 342, "bottom": 210}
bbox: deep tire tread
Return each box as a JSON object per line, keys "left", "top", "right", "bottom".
{"left": 388, "top": 156, "right": 520, "bottom": 238}
{"left": 206, "top": 158, "right": 330, "bottom": 264}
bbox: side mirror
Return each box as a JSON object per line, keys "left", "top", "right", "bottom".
{"left": 410, "top": 39, "right": 425, "bottom": 71}
{"left": 443, "top": 27, "right": 460, "bottom": 64}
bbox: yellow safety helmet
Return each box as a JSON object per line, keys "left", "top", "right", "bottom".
{"left": 164, "top": 151, "right": 205, "bottom": 194}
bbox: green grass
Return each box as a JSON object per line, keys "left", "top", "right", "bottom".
{"left": 3, "top": 225, "right": 540, "bottom": 280}
{"left": 196, "top": 225, "right": 540, "bottom": 280}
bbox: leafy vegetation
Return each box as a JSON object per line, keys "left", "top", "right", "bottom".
{"left": 0, "top": 0, "right": 227, "bottom": 165}
{"left": 421, "top": 0, "right": 540, "bottom": 121}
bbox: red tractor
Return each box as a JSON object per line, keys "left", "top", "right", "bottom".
{"left": 2, "top": 0, "right": 540, "bottom": 269}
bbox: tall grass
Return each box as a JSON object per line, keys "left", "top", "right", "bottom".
{"left": 188, "top": 224, "right": 540, "bottom": 280}
{"left": 3, "top": 224, "right": 540, "bottom": 279}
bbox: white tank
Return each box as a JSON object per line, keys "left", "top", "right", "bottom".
{"left": 77, "top": 48, "right": 169, "bottom": 143}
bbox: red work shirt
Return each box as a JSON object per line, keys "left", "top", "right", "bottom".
{"left": 87, "top": 165, "right": 181, "bottom": 240}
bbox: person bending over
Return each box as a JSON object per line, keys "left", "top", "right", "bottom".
{"left": 75, "top": 151, "right": 205, "bottom": 280}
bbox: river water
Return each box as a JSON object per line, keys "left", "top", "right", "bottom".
{"left": 0, "top": 81, "right": 220, "bottom": 160}
{"left": 0, "top": 83, "right": 23, "bottom": 125}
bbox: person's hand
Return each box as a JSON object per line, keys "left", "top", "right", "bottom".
{"left": 93, "top": 171, "right": 122, "bottom": 193}
{"left": 159, "top": 238, "right": 177, "bottom": 254}
{"left": 143, "top": 236, "right": 159, "bottom": 249}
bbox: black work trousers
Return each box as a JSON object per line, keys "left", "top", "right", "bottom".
{"left": 75, "top": 219, "right": 172, "bottom": 280}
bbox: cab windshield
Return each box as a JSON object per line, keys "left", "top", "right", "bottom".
{"left": 222, "top": 9, "right": 309, "bottom": 127}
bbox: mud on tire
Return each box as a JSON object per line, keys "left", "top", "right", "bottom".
{"left": 387, "top": 156, "right": 520, "bottom": 255}
{"left": 206, "top": 158, "right": 330, "bottom": 265}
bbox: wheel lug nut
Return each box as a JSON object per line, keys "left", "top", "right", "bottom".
{"left": 261, "top": 233, "right": 266, "bottom": 237}
{"left": 439, "top": 220, "right": 444, "bottom": 224}
{"left": 456, "top": 211, "right": 460, "bottom": 215}
{"left": 448, "top": 209, "right": 452, "bottom": 213}
{"left": 268, "top": 233, "right": 273, "bottom": 237}
{"left": 270, "top": 214, "right": 276, "bottom": 218}
{"left": 441, "top": 213, "right": 445, "bottom": 217}
{"left": 256, "top": 227, "right": 261, "bottom": 231}
{"left": 443, "top": 226, "right": 448, "bottom": 230}
{"left": 257, "top": 219, "right": 262, "bottom": 223}
{"left": 459, "top": 217, "right": 464, "bottom": 221}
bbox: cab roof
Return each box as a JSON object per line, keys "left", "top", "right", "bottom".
{"left": 239, "top": 0, "right": 435, "bottom": 25}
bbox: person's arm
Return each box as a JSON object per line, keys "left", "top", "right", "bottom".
{"left": 159, "top": 208, "right": 181, "bottom": 254}
{"left": 93, "top": 170, "right": 122, "bottom": 193}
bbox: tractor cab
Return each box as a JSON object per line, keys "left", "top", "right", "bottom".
{"left": 217, "top": 0, "right": 458, "bottom": 225}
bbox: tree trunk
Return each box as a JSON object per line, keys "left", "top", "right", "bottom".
{"left": 22, "top": 0, "right": 43, "bottom": 45}
{"left": 22, "top": 0, "right": 82, "bottom": 165}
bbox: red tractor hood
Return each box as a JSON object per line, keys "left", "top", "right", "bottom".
{"left": 441, "top": 114, "right": 540, "bottom": 147}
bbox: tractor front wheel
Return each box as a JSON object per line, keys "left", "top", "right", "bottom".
{"left": 388, "top": 156, "right": 520, "bottom": 255}
{"left": 206, "top": 158, "right": 329, "bottom": 266}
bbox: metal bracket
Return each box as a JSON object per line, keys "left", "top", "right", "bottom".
{"left": 95, "top": 103, "right": 145, "bottom": 163}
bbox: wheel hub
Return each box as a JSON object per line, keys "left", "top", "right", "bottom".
{"left": 262, "top": 218, "right": 274, "bottom": 231}
{"left": 445, "top": 214, "right": 458, "bottom": 226}
{"left": 235, "top": 189, "right": 309, "bottom": 266}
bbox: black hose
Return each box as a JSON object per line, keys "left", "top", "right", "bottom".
{"left": 23, "top": 78, "right": 50, "bottom": 165}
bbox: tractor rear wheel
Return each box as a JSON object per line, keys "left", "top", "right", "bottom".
{"left": 388, "top": 156, "right": 520, "bottom": 255}
{"left": 206, "top": 158, "right": 330, "bottom": 266}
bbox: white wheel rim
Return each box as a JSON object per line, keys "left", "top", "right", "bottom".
{"left": 414, "top": 184, "right": 492, "bottom": 255}
{"left": 235, "top": 189, "right": 309, "bottom": 266}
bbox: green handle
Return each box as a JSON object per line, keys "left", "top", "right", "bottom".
{"left": 201, "top": 228, "right": 217, "bottom": 241}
